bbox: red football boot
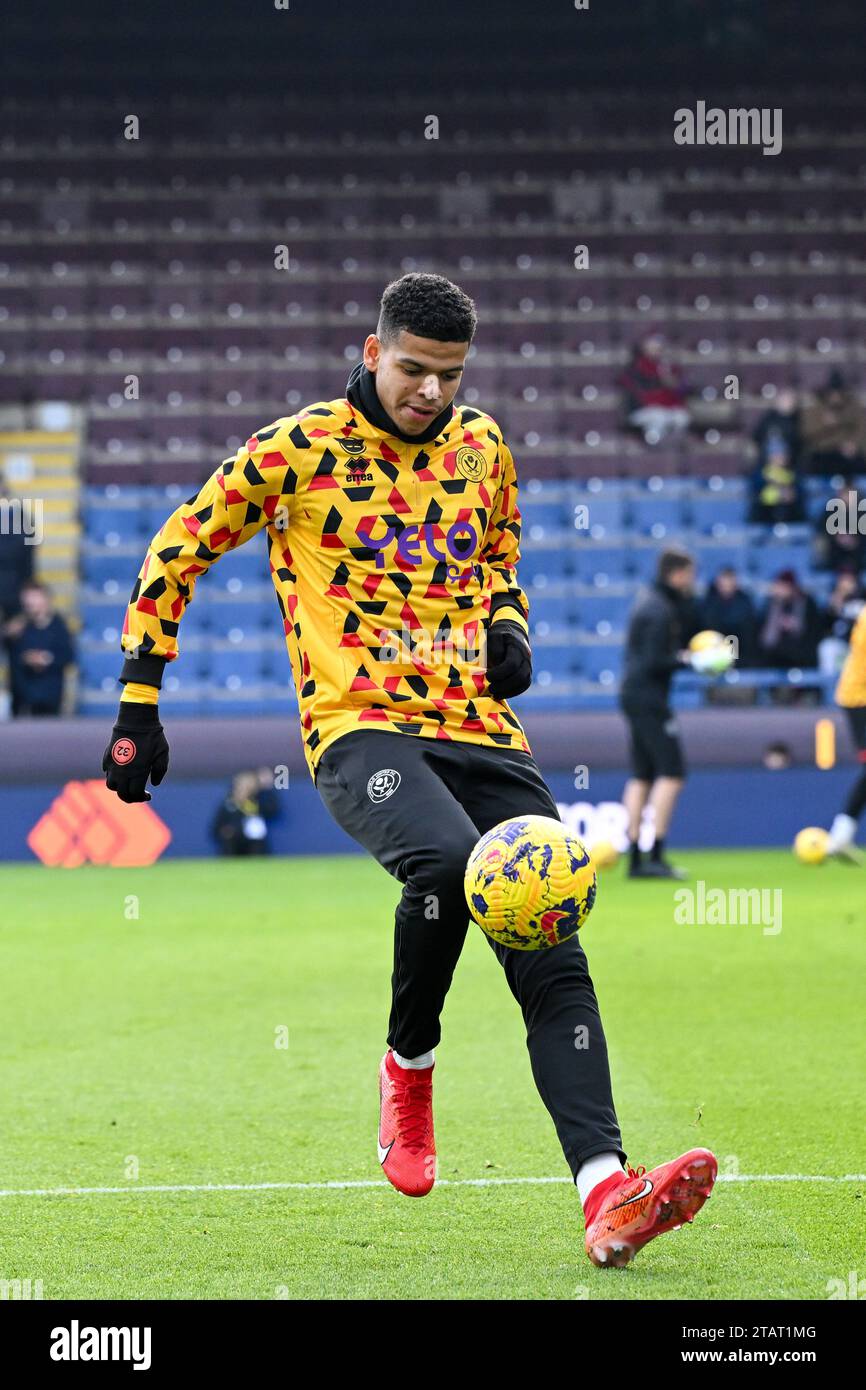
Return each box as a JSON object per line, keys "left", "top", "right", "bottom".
{"left": 584, "top": 1148, "right": 718, "bottom": 1268}
{"left": 377, "top": 1051, "right": 436, "bottom": 1197}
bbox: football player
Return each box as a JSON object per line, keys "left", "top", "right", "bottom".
{"left": 103, "top": 273, "right": 716, "bottom": 1265}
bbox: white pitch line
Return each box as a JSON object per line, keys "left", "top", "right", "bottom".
{"left": 0, "top": 1174, "right": 863, "bottom": 1198}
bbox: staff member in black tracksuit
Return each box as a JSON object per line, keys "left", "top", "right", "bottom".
{"left": 619, "top": 548, "right": 700, "bottom": 879}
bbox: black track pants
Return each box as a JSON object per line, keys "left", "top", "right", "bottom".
{"left": 315, "top": 729, "right": 625, "bottom": 1175}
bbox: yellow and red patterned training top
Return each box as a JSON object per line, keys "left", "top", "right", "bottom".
{"left": 120, "top": 395, "right": 532, "bottom": 781}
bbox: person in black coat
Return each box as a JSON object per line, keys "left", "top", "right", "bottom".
{"left": 700, "top": 567, "right": 758, "bottom": 666}
{"left": 813, "top": 480, "right": 866, "bottom": 576}
{"left": 619, "top": 548, "right": 702, "bottom": 879}
{"left": 0, "top": 474, "right": 35, "bottom": 620}
{"left": 3, "top": 580, "right": 74, "bottom": 716}
{"left": 817, "top": 569, "right": 865, "bottom": 676}
{"left": 755, "top": 569, "right": 821, "bottom": 670}
{"left": 211, "top": 770, "right": 277, "bottom": 856}
{"left": 748, "top": 388, "right": 804, "bottom": 525}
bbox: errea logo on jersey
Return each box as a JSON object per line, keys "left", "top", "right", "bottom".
{"left": 367, "top": 769, "right": 401, "bottom": 802}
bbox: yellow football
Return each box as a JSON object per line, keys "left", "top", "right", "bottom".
{"left": 688, "top": 629, "right": 735, "bottom": 675}
{"left": 464, "top": 815, "right": 597, "bottom": 950}
{"left": 590, "top": 840, "right": 620, "bottom": 871}
{"left": 793, "top": 827, "right": 830, "bottom": 865}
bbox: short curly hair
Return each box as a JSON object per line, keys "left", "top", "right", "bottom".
{"left": 377, "top": 272, "right": 477, "bottom": 346}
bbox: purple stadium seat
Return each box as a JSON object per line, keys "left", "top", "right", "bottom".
{"left": 0, "top": 285, "right": 35, "bottom": 318}
{"left": 561, "top": 321, "right": 618, "bottom": 353}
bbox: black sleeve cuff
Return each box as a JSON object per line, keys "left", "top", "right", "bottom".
{"left": 115, "top": 701, "right": 161, "bottom": 728}
{"left": 119, "top": 654, "right": 168, "bottom": 688}
{"left": 489, "top": 591, "right": 527, "bottom": 623}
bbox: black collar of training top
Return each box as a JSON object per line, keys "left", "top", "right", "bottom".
{"left": 345, "top": 361, "right": 454, "bottom": 445}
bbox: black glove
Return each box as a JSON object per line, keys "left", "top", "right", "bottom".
{"left": 486, "top": 619, "right": 533, "bottom": 700}
{"left": 103, "top": 702, "right": 170, "bottom": 804}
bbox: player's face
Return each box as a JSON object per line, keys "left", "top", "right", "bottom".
{"left": 364, "top": 331, "right": 469, "bottom": 435}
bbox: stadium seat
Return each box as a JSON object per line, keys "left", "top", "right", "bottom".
{"left": 518, "top": 546, "right": 572, "bottom": 587}
{"left": 194, "top": 596, "right": 273, "bottom": 636}
{"left": 206, "top": 647, "right": 278, "bottom": 688}
{"left": 526, "top": 591, "right": 573, "bottom": 634}
{"left": 530, "top": 640, "right": 579, "bottom": 682}
{"left": 752, "top": 545, "right": 813, "bottom": 580}
{"left": 628, "top": 494, "right": 689, "bottom": 536}
{"left": 520, "top": 500, "right": 570, "bottom": 540}
{"left": 627, "top": 546, "right": 666, "bottom": 582}
{"left": 199, "top": 546, "right": 273, "bottom": 590}
{"left": 80, "top": 602, "right": 124, "bottom": 643}
{"left": 158, "top": 665, "right": 209, "bottom": 698}
{"left": 567, "top": 685, "right": 619, "bottom": 711}
{"left": 207, "top": 686, "right": 296, "bottom": 718}
{"left": 574, "top": 592, "right": 632, "bottom": 635}
{"left": 572, "top": 544, "right": 630, "bottom": 585}
{"left": 567, "top": 492, "right": 627, "bottom": 536}
{"left": 688, "top": 494, "right": 748, "bottom": 534}
{"left": 804, "top": 491, "right": 835, "bottom": 526}
{"left": 82, "top": 549, "right": 141, "bottom": 592}
{"left": 79, "top": 647, "right": 124, "bottom": 691}
{"left": 85, "top": 506, "right": 147, "bottom": 544}
{"left": 578, "top": 644, "right": 623, "bottom": 685}
{"left": 693, "top": 543, "right": 755, "bottom": 579}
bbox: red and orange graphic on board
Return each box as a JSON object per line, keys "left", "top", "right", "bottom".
{"left": 28, "top": 780, "right": 171, "bottom": 868}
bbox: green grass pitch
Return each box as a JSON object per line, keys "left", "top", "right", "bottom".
{"left": 0, "top": 850, "right": 862, "bottom": 1301}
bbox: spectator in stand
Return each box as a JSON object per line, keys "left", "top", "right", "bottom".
{"left": 253, "top": 766, "right": 281, "bottom": 823}
{"left": 801, "top": 370, "right": 866, "bottom": 477}
{"left": 813, "top": 479, "right": 866, "bottom": 575}
{"left": 700, "top": 566, "right": 758, "bottom": 665}
{"left": 756, "top": 569, "right": 821, "bottom": 670}
{"left": 0, "top": 471, "right": 35, "bottom": 621}
{"left": 618, "top": 331, "right": 690, "bottom": 445}
{"left": 748, "top": 388, "right": 804, "bottom": 524}
{"left": 2, "top": 580, "right": 75, "bottom": 716}
{"left": 762, "top": 741, "right": 793, "bottom": 770}
{"left": 211, "top": 770, "right": 278, "bottom": 856}
{"left": 817, "top": 570, "right": 865, "bottom": 677}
